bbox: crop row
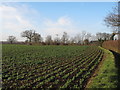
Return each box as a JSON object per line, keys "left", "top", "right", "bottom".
{"left": 2, "top": 45, "right": 104, "bottom": 88}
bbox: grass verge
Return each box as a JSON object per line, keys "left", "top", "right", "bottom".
{"left": 86, "top": 47, "right": 118, "bottom": 88}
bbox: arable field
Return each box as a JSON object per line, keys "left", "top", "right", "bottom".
{"left": 2, "top": 45, "right": 104, "bottom": 88}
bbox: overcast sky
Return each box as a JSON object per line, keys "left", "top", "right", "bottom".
{"left": 0, "top": 2, "right": 117, "bottom": 41}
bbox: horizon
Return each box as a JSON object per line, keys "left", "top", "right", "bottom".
{"left": 1, "top": 2, "right": 117, "bottom": 41}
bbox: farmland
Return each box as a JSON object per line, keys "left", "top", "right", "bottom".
{"left": 2, "top": 44, "right": 104, "bottom": 88}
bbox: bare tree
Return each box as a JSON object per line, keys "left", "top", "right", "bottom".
{"left": 104, "top": 2, "right": 120, "bottom": 39}
{"left": 7, "top": 36, "right": 16, "bottom": 44}
{"left": 96, "top": 32, "right": 103, "bottom": 41}
{"left": 21, "top": 30, "right": 34, "bottom": 43}
{"left": 85, "top": 33, "right": 91, "bottom": 40}
{"left": 104, "top": 6, "right": 119, "bottom": 31}
{"left": 80, "top": 31, "right": 91, "bottom": 44}
{"left": 32, "top": 32, "right": 42, "bottom": 43}
{"left": 103, "top": 33, "right": 111, "bottom": 40}
{"left": 61, "top": 32, "right": 69, "bottom": 44}
{"left": 54, "top": 34, "right": 60, "bottom": 45}
{"left": 74, "top": 34, "right": 82, "bottom": 45}
{"left": 81, "top": 31, "right": 87, "bottom": 44}
{"left": 45, "top": 35, "right": 52, "bottom": 45}
{"left": 96, "top": 32, "right": 111, "bottom": 41}
{"left": 69, "top": 37, "right": 76, "bottom": 45}
{"left": 90, "top": 35, "right": 97, "bottom": 41}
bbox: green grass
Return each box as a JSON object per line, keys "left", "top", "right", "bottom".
{"left": 87, "top": 47, "right": 118, "bottom": 88}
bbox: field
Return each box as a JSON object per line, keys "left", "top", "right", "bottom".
{"left": 2, "top": 45, "right": 104, "bottom": 88}
{"left": 87, "top": 47, "right": 118, "bottom": 88}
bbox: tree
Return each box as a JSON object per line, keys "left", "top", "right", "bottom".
{"left": 104, "top": 6, "right": 119, "bottom": 31}
{"left": 104, "top": 2, "right": 120, "bottom": 39}
{"left": 85, "top": 33, "right": 91, "bottom": 40}
{"left": 95, "top": 32, "right": 111, "bottom": 46}
{"left": 61, "top": 32, "right": 69, "bottom": 44}
{"left": 74, "top": 34, "right": 82, "bottom": 45}
{"left": 54, "top": 34, "right": 60, "bottom": 45}
{"left": 76, "top": 31, "right": 91, "bottom": 44}
{"left": 32, "top": 32, "right": 42, "bottom": 43}
{"left": 73, "top": 31, "right": 91, "bottom": 45}
{"left": 45, "top": 35, "right": 52, "bottom": 45}
{"left": 84, "top": 39, "right": 89, "bottom": 45}
{"left": 96, "top": 32, "right": 111, "bottom": 41}
{"left": 103, "top": 33, "right": 111, "bottom": 40}
{"left": 90, "top": 34, "right": 97, "bottom": 41}
{"left": 7, "top": 36, "right": 16, "bottom": 44}
{"left": 81, "top": 31, "right": 87, "bottom": 44}
{"left": 21, "top": 30, "right": 34, "bottom": 43}
{"left": 69, "top": 37, "right": 76, "bottom": 45}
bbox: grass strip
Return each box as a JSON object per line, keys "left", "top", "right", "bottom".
{"left": 86, "top": 47, "right": 118, "bottom": 88}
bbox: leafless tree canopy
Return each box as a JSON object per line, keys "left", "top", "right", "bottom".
{"left": 21, "top": 30, "right": 43, "bottom": 43}
{"left": 21, "top": 30, "right": 34, "bottom": 42}
{"left": 7, "top": 36, "right": 16, "bottom": 44}
{"left": 104, "top": 2, "right": 120, "bottom": 39}
{"left": 32, "top": 32, "right": 42, "bottom": 43}
{"left": 19, "top": 29, "right": 116, "bottom": 45}
{"left": 61, "top": 32, "right": 69, "bottom": 44}
{"left": 74, "top": 34, "right": 82, "bottom": 44}
{"left": 96, "top": 32, "right": 111, "bottom": 41}
{"left": 54, "top": 34, "right": 61, "bottom": 45}
{"left": 45, "top": 35, "right": 52, "bottom": 45}
{"left": 104, "top": 4, "right": 120, "bottom": 33}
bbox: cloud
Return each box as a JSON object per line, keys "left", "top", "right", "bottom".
{"left": 58, "top": 16, "right": 72, "bottom": 26}
{"left": 0, "top": 3, "right": 38, "bottom": 41}
{"left": 43, "top": 16, "right": 78, "bottom": 38}
{"left": 0, "top": 3, "right": 82, "bottom": 41}
{"left": 44, "top": 16, "right": 71, "bottom": 27}
{"left": 1, "top": 3, "right": 76, "bottom": 41}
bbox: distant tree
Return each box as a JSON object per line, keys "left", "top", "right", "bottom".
{"left": 96, "top": 32, "right": 102, "bottom": 40}
{"left": 90, "top": 35, "right": 97, "bottom": 41}
{"left": 7, "top": 36, "right": 16, "bottom": 44}
{"left": 74, "top": 34, "right": 82, "bottom": 45}
{"left": 32, "top": 32, "right": 42, "bottom": 43}
{"left": 85, "top": 33, "right": 91, "bottom": 41}
{"left": 45, "top": 35, "right": 53, "bottom": 45}
{"left": 96, "top": 32, "right": 111, "bottom": 41}
{"left": 21, "top": 30, "right": 34, "bottom": 43}
{"left": 95, "top": 32, "right": 112, "bottom": 46}
{"left": 84, "top": 39, "right": 89, "bottom": 45}
{"left": 61, "top": 32, "right": 69, "bottom": 44}
{"left": 81, "top": 31, "right": 87, "bottom": 44}
{"left": 54, "top": 34, "right": 60, "bottom": 45}
{"left": 69, "top": 37, "right": 76, "bottom": 45}
{"left": 103, "top": 33, "right": 111, "bottom": 40}
{"left": 75, "top": 31, "right": 91, "bottom": 44}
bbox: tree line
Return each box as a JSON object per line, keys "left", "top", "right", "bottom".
{"left": 7, "top": 30, "right": 115, "bottom": 45}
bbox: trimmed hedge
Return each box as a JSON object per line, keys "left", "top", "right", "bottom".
{"left": 102, "top": 40, "right": 120, "bottom": 53}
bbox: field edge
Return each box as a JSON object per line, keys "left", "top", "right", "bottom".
{"left": 86, "top": 47, "right": 118, "bottom": 88}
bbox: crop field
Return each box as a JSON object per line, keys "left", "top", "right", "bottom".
{"left": 2, "top": 45, "right": 104, "bottom": 88}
